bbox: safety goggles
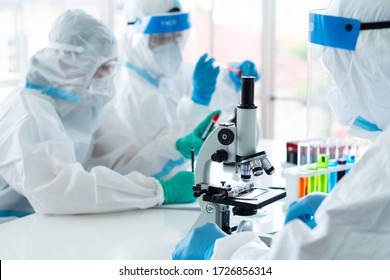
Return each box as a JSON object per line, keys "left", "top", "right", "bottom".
{"left": 93, "top": 59, "right": 118, "bottom": 78}
{"left": 309, "top": 9, "right": 390, "bottom": 50}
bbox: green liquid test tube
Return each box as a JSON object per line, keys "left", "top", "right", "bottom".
{"left": 307, "top": 164, "right": 318, "bottom": 194}
{"left": 317, "top": 154, "right": 329, "bottom": 193}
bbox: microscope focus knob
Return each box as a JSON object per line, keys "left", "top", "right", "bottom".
{"left": 211, "top": 149, "right": 229, "bottom": 163}
{"left": 193, "top": 184, "right": 208, "bottom": 198}
{"left": 218, "top": 128, "right": 234, "bottom": 145}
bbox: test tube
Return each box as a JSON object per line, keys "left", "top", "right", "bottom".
{"left": 297, "top": 141, "right": 309, "bottom": 166}
{"left": 328, "top": 139, "right": 337, "bottom": 160}
{"left": 309, "top": 141, "right": 320, "bottom": 164}
{"left": 216, "top": 63, "right": 243, "bottom": 77}
{"left": 337, "top": 140, "right": 346, "bottom": 159}
{"left": 345, "top": 154, "right": 355, "bottom": 174}
{"left": 297, "top": 141, "right": 310, "bottom": 198}
{"left": 286, "top": 141, "right": 298, "bottom": 164}
{"left": 337, "top": 158, "right": 346, "bottom": 181}
{"left": 328, "top": 159, "right": 338, "bottom": 192}
{"left": 317, "top": 154, "right": 328, "bottom": 193}
{"left": 307, "top": 164, "right": 318, "bottom": 194}
{"left": 298, "top": 177, "right": 308, "bottom": 198}
{"left": 319, "top": 141, "right": 328, "bottom": 155}
{"left": 201, "top": 114, "right": 220, "bottom": 140}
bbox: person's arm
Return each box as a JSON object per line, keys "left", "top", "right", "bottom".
{"left": 2, "top": 109, "right": 164, "bottom": 214}
{"left": 208, "top": 70, "right": 239, "bottom": 120}
{"left": 91, "top": 109, "right": 189, "bottom": 179}
{"left": 175, "top": 63, "right": 214, "bottom": 132}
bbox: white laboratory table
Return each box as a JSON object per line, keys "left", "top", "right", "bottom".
{"left": 0, "top": 139, "right": 287, "bottom": 260}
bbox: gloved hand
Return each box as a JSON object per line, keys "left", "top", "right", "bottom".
{"left": 172, "top": 222, "right": 227, "bottom": 260}
{"left": 176, "top": 110, "right": 222, "bottom": 159}
{"left": 229, "top": 60, "right": 260, "bottom": 91}
{"left": 192, "top": 53, "right": 220, "bottom": 106}
{"left": 159, "top": 171, "right": 196, "bottom": 204}
{"left": 284, "top": 192, "right": 328, "bottom": 229}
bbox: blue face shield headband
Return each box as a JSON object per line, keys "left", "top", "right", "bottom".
{"left": 128, "top": 12, "right": 191, "bottom": 34}
{"left": 309, "top": 10, "right": 390, "bottom": 50}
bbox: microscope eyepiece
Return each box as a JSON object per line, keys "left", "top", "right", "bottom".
{"left": 239, "top": 76, "right": 256, "bottom": 109}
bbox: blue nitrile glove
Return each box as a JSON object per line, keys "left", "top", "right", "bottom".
{"left": 192, "top": 53, "right": 220, "bottom": 106}
{"left": 284, "top": 192, "right": 328, "bottom": 229}
{"left": 229, "top": 60, "right": 260, "bottom": 91}
{"left": 159, "top": 171, "right": 196, "bottom": 204}
{"left": 176, "top": 109, "right": 222, "bottom": 159}
{"left": 172, "top": 222, "right": 227, "bottom": 260}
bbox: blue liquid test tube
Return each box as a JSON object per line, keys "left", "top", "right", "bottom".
{"left": 345, "top": 155, "right": 355, "bottom": 174}
{"left": 328, "top": 159, "right": 338, "bottom": 192}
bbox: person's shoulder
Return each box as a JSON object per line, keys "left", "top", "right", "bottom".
{"left": 6, "top": 88, "right": 63, "bottom": 129}
{"left": 372, "top": 128, "right": 390, "bottom": 147}
{"left": 21, "top": 89, "right": 58, "bottom": 114}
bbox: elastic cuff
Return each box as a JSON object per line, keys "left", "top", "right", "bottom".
{"left": 204, "top": 243, "right": 216, "bottom": 260}
{"left": 192, "top": 92, "right": 211, "bottom": 106}
{"left": 175, "top": 138, "right": 182, "bottom": 150}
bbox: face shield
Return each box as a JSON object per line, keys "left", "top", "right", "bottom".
{"left": 127, "top": 12, "right": 191, "bottom": 77}
{"left": 307, "top": 10, "right": 390, "bottom": 140}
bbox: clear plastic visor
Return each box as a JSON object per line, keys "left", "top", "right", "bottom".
{"left": 125, "top": 12, "right": 199, "bottom": 77}
{"left": 306, "top": 10, "right": 360, "bottom": 139}
{"left": 307, "top": 42, "right": 337, "bottom": 139}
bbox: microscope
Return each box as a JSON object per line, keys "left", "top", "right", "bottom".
{"left": 193, "top": 76, "right": 286, "bottom": 234}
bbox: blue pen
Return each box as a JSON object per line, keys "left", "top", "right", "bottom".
{"left": 191, "top": 147, "right": 195, "bottom": 173}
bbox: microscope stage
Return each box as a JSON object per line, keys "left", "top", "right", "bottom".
{"left": 203, "top": 187, "right": 286, "bottom": 210}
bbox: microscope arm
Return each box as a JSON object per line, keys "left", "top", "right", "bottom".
{"left": 192, "top": 125, "right": 236, "bottom": 231}
{"left": 194, "top": 125, "right": 236, "bottom": 185}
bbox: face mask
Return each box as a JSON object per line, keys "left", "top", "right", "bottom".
{"left": 85, "top": 75, "right": 115, "bottom": 107}
{"left": 322, "top": 43, "right": 390, "bottom": 135}
{"left": 152, "top": 42, "right": 183, "bottom": 77}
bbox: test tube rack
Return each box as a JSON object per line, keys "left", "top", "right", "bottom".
{"left": 281, "top": 162, "right": 354, "bottom": 210}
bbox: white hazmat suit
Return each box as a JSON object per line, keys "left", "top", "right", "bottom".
{"left": 0, "top": 10, "right": 168, "bottom": 223}
{"left": 189, "top": 0, "right": 390, "bottom": 259}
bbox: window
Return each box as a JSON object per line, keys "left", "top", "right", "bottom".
{"left": 1, "top": 0, "right": 333, "bottom": 141}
